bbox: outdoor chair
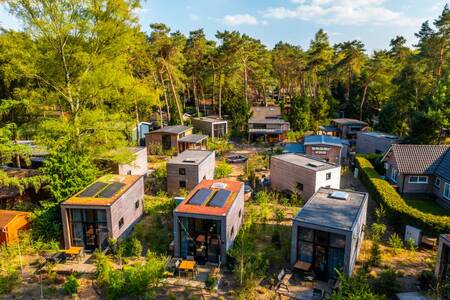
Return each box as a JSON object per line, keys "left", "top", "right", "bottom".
{"left": 275, "top": 268, "right": 292, "bottom": 292}
{"left": 312, "top": 288, "right": 324, "bottom": 300}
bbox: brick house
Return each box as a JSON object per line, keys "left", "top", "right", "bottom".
{"left": 382, "top": 144, "right": 450, "bottom": 209}
{"left": 61, "top": 174, "right": 144, "bottom": 251}
{"left": 166, "top": 150, "right": 215, "bottom": 195}
{"left": 173, "top": 180, "right": 244, "bottom": 264}
{"left": 248, "top": 106, "right": 290, "bottom": 143}
{"left": 303, "top": 135, "right": 349, "bottom": 165}
{"left": 270, "top": 154, "right": 341, "bottom": 200}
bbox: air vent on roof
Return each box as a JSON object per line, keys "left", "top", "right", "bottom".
{"left": 211, "top": 182, "right": 227, "bottom": 189}
{"left": 183, "top": 158, "right": 196, "bottom": 163}
{"left": 329, "top": 191, "right": 349, "bottom": 200}
{"left": 308, "top": 162, "right": 324, "bottom": 168}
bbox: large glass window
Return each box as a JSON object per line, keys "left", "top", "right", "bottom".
{"left": 444, "top": 182, "right": 450, "bottom": 200}
{"left": 69, "top": 209, "right": 108, "bottom": 250}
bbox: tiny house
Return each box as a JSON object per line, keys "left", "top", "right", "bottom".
{"left": 248, "top": 106, "right": 290, "bottom": 143}
{"left": 173, "top": 180, "right": 244, "bottom": 264}
{"left": 303, "top": 135, "right": 349, "bottom": 165}
{"left": 166, "top": 150, "right": 215, "bottom": 195}
{"left": 270, "top": 154, "right": 341, "bottom": 200}
{"left": 356, "top": 131, "right": 400, "bottom": 154}
{"left": 435, "top": 234, "right": 450, "bottom": 296}
{"left": 192, "top": 117, "right": 228, "bottom": 139}
{"left": 291, "top": 188, "right": 368, "bottom": 280}
{"left": 0, "top": 210, "right": 31, "bottom": 246}
{"left": 145, "top": 125, "right": 193, "bottom": 153}
{"left": 61, "top": 174, "right": 144, "bottom": 251}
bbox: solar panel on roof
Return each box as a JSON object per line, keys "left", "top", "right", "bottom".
{"left": 78, "top": 182, "right": 108, "bottom": 197}
{"left": 96, "top": 182, "right": 125, "bottom": 198}
{"left": 188, "top": 188, "right": 213, "bottom": 205}
{"left": 208, "top": 189, "right": 231, "bottom": 207}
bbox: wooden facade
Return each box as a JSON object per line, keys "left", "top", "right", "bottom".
{"left": 0, "top": 210, "right": 31, "bottom": 246}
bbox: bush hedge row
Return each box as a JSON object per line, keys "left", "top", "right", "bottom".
{"left": 355, "top": 156, "right": 450, "bottom": 236}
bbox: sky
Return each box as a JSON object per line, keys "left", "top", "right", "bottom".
{"left": 0, "top": 0, "right": 448, "bottom": 53}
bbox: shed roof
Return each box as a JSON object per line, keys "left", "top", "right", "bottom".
{"left": 271, "top": 153, "right": 338, "bottom": 171}
{"left": 382, "top": 144, "right": 449, "bottom": 175}
{"left": 331, "top": 118, "right": 368, "bottom": 126}
{"left": 175, "top": 179, "right": 243, "bottom": 217}
{"left": 193, "top": 117, "right": 227, "bottom": 124}
{"left": 167, "top": 150, "right": 214, "bottom": 165}
{"left": 0, "top": 210, "right": 30, "bottom": 229}
{"left": 359, "top": 131, "right": 399, "bottom": 140}
{"left": 178, "top": 134, "right": 208, "bottom": 144}
{"left": 149, "top": 125, "right": 191, "bottom": 135}
{"left": 319, "top": 125, "right": 339, "bottom": 132}
{"left": 294, "top": 188, "right": 368, "bottom": 232}
{"left": 62, "top": 174, "right": 142, "bottom": 206}
{"left": 283, "top": 143, "right": 305, "bottom": 154}
{"left": 304, "top": 135, "right": 349, "bottom": 147}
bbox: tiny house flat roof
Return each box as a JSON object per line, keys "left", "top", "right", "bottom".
{"left": 294, "top": 188, "right": 367, "bottom": 232}
{"left": 63, "top": 174, "right": 142, "bottom": 206}
{"left": 178, "top": 134, "right": 208, "bottom": 144}
{"left": 148, "top": 125, "right": 191, "bottom": 135}
{"left": 168, "top": 150, "right": 214, "bottom": 165}
{"left": 272, "top": 153, "right": 338, "bottom": 171}
{"left": 175, "top": 179, "right": 243, "bottom": 217}
{"left": 193, "top": 117, "right": 227, "bottom": 124}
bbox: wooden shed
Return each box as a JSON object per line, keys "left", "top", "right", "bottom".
{"left": 0, "top": 210, "right": 31, "bottom": 246}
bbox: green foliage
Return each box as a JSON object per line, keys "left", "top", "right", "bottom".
{"left": 204, "top": 274, "right": 217, "bottom": 291}
{"left": 355, "top": 156, "right": 450, "bottom": 235}
{"left": 214, "top": 160, "right": 232, "bottom": 179}
{"left": 63, "top": 274, "right": 79, "bottom": 295}
{"left": 369, "top": 223, "right": 386, "bottom": 242}
{"left": 387, "top": 233, "right": 403, "bottom": 253}
{"left": 289, "top": 94, "right": 311, "bottom": 132}
{"left": 94, "top": 251, "right": 168, "bottom": 300}
{"left": 406, "top": 237, "right": 417, "bottom": 251}
{"left": 0, "top": 266, "right": 21, "bottom": 295}
{"left": 41, "top": 150, "right": 97, "bottom": 203}
{"left": 370, "top": 268, "right": 400, "bottom": 296}
{"left": 368, "top": 242, "right": 382, "bottom": 267}
{"left": 331, "top": 270, "right": 379, "bottom": 300}
{"left": 286, "top": 131, "right": 303, "bottom": 142}
{"left": 207, "top": 138, "right": 234, "bottom": 158}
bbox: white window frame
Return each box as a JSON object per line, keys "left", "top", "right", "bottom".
{"left": 391, "top": 168, "right": 398, "bottom": 183}
{"left": 434, "top": 177, "right": 441, "bottom": 188}
{"left": 408, "top": 176, "right": 428, "bottom": 184}
{"left": 444, "top": 182, "right": 450, "bottom": 200}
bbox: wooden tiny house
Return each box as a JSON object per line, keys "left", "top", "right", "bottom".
{"left": 0, "top": 210, "right": 31, "bottom": 246}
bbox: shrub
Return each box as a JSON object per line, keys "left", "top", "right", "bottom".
{"left": 331, "top": 270, "right": 378, "bottom": 299}
{"left": 406, "top": 237, "right": 416, "bottom": 251}
{"left": 205, "top": 274, "right": 217, "bottom": 290}
{"left": 371, "top": 268, "right": 400, "bottom": 296}
{"left": 63, "top": 274, "right": 79, "bottom": 295}
{"left": 388, "top": 233, "right": 403, "bottom": 253}
{"left": 368, "top": 242, "right": 382, "bottom": 267}
{"left": 418, "top": 270, "right": 435, "bottom": 290}
{"left": 130, "top": 237, "right": 143, "bottom": 257}
{"left": 214, "top": 160, "right": 232, "bottom": 179}
{"left": 0, "top": 267, "right": 21, "bottom": 294}
{"left": 369, "top": 223, "right": 386, "bottom": 242}
{"left": 355, "top": 156, "right": 450, "bottom": 235}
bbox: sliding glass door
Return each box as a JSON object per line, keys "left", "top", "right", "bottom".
{"left": 69, "top": 209, "right": 108, "bottom": 250}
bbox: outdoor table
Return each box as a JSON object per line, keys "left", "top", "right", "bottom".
{"left": 178, "top": 260, "right": 197, "bottom": 279}
{"left": 63, "top": 247, "right": 84, "bottom": 262}
{"left": 294, "top": 260, "right": 312, "bottom": 271}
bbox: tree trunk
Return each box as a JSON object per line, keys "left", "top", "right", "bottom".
{"left": 199, "top": 82, "right": 206, "bottom": 115}
{"left": 244, "top": 64, "right": 248, "bottom": 104}
{"left": 159, "top": 71, "right": 171, "bottom": 123}
{"left": 166, "top": 65, "right": 184, "bottom": 125}
{"left": 192, "top": 74, "right": 200, "bottom": 116}
{"left": 218, "top": 72, "right": 222, "bottom": 118}
{"left": 212, "top": 70, "right": 216, "bottom": 114}
{"left": 360, "top": 83, "right": 369, "bottom": 121}
{"left": 134, "top": 98, "right": 140, "bottom": 146}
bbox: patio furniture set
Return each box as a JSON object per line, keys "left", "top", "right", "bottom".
{"left": 168, "top": 257, "right": 198, "bottom": 279}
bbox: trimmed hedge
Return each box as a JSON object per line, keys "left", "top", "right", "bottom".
{"left": 355, "top": 156, "right": 450, "bottom": 236}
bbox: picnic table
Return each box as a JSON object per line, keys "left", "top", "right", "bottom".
{"left": 63, "top": 247, "right": 84, "bottom": 262}
{"left": 178, "top": 260, "right": 197, "bottom": 278}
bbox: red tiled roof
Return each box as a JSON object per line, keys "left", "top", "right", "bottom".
{"left": 175, "top": 180, "right": 243, "bottom": 216}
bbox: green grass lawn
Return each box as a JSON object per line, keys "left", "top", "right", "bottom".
{"left": 404, "top": 197, "right": 450, "bottom": 216}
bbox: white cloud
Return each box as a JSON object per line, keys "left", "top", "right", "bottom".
{"left": 222, "top": 14, "right": 259, "bottom": 26}
{"left": 189, "top": 14, "right": 199, "bottom": 21}
{"left": 263, "top": 0, "right": 423, "bottom": 27}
